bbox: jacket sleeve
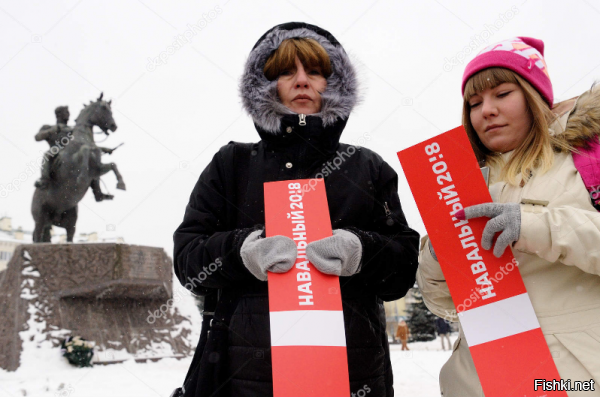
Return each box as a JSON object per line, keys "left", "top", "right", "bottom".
{"left": 343, "top": 161, "right": 420, "bottom": 302}
{"left": 515, "top": 203, "right": 600, "bottom": 276}
{"left": 416, "top": 235, "right": 459, "bottom": 322}
{"left": 172, "top": 145, "right": 260, "bottom": 295}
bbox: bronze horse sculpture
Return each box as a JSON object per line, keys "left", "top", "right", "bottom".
{"left": 31, "top": 93, "right": 126, "bottom": 242}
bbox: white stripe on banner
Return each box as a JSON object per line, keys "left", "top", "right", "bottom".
{"left": 270, "top": 310, "right": 346, "bottom": 347}
{"left": 460, "top": 293, "right": 540, "bottom": 346}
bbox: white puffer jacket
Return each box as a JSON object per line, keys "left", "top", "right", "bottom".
{"left": 417, "top": 84, "right": 600, "bottom": 397}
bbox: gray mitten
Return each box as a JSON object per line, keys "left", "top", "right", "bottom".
{"left": 428, "top": 240, "right": 438, "bottom": 262}
{"left": 306, "top": 229, "right": 362, "bottom": 276}
{"left": 240, "top": 229, "right": 298, "bottom": 281}
{"left": 456, "top": 202, "right": 521, "bottom": 258}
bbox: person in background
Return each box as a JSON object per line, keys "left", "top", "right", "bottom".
{"left": 435, "top": 317, "right": 451, "bottom": 351}
{"left": 418, "top": 36, "right": 600, "bottom": 396}
{"left": 396, "top": 319, "right": 410, "bottom": 351}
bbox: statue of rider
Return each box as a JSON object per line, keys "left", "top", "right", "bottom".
{"left": 35, "top": 106, "right": 114, "bottom": 202}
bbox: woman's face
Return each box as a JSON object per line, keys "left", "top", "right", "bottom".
{"left": 468, "top": 82, "right": 533, "bottom": 153}
{"left": 277, "top": 55, "right": 327, "bottom": 115}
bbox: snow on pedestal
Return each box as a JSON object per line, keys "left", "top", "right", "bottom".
{"left": 0, "top": 243, "right": 201, "bottom": 373}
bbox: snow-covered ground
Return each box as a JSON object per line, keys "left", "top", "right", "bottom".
{"left": 1, "top": 254, "right": 455, "bottom": 396}
{"left": 0, "top": 334, "right": 456, "bottom": 397}
{"left": 0, "top": 356, "right": 191, "bottom": 397}
{"left": 391, "top": 336, "right": 457, "bottom": 397}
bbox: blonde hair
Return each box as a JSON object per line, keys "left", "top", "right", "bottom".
{"left": 462, "top": 68, "right": 570, "bottom": 185}
{"left": 263, "top": 38, "right": 332, "bottom": 81}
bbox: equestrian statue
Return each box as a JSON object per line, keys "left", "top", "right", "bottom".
{"left": 32, "top": 93, "right": 125, "bottom": 243}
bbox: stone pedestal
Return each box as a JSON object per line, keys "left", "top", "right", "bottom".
{"left": 0, "top": 243, "right": 195, "bottom": 371}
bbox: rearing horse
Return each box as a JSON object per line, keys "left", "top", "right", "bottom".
{"left": 31, "top": 93, "right": 126, "bottom": 242}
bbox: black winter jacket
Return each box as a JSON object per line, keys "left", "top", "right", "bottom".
{"left": 173, "top": 22, "right": 419, "bottom": 397}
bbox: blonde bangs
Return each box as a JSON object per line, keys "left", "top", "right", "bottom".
{"left": 463, "top": 68, "right": 519, "bottom": 103}
{"left": 263, "top": 38, "right": 332, "bottom": 81}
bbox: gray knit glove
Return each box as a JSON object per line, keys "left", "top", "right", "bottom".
{"left": 428, "top": 240, "right": 438, "bottom": 262}
{"left": 457, "top": 203, "right": 521, "bottom": 258}
{"left": 240, "top": 229, "right": 298, "bottom": 281}
{"left": 306, "top": 229, "right": 362, "bottom": 276}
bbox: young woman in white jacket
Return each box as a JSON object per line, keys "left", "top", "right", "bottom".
{"left": 418, "top": 37, "right": 600, "bottom": 396}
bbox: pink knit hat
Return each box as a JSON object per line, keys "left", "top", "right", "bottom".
{"left": 461, "top": 37, "right": 553, "bottom": 107}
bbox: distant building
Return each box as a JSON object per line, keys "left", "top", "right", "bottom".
{"left": 0, "top": 216, "right": 124, "bottom": 272}
{"left": 0, "top": 217, "right": 32, "bottom": 272}
{"left": 57, "top": 231, "right": 124, "bottom": 244}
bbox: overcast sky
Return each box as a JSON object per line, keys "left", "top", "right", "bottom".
{"left": 1, "top": 0, "right": 599, "bottom": 258}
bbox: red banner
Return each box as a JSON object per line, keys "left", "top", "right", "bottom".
{"left": 397, "top": 126, "right": 566, "bottom": 397}
{"left": 264, "top": 179, "right": 350, "bottom": 397}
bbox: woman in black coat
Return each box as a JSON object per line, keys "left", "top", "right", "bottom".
{"left": 172, "top": 21, "right": 420, "bottom": 397}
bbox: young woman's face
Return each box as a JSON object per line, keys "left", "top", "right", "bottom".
{"left": 277, "top": 56, "right": 327, "bottom": 115}
{"left": 468, "top": 82, "right": 533, "bottom": 153}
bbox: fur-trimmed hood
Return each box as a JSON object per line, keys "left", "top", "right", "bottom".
{"left": 239, "top": 22, "right": 359, "bottom": 135}
{"left": 552, "top": 82, "right": 600, "bottom": 147}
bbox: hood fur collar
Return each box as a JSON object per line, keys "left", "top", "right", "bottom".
{"left": 239, "top": 22, "right": 359, "bottom": 135}
{"left": 552, "top": 82, "right": 600, "bottom": 147}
